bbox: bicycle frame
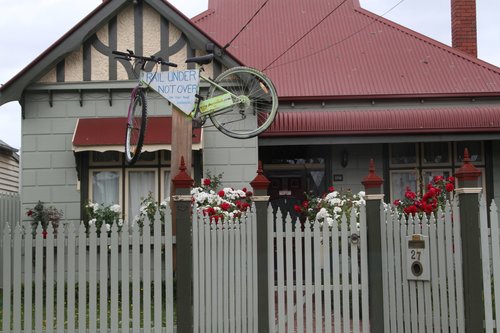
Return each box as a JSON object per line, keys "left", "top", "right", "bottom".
{"left": 192, "top": 74, "right": 247, "bottom": 118}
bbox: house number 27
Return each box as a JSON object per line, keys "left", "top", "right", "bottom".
{"left": 410, "top": 250, "right": 421, "bottom": 261}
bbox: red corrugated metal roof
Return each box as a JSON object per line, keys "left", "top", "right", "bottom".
{"left": 72, "top": 116, "right": 201, "bottom": 147}
{"left": 262, "top": 106, "right": 500, "bottom": 137}
{"left": 194, "top": 0, "right": 500, "bottom": 99}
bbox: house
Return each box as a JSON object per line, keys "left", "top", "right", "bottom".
{"left": 194, "top": 0, "right": 500, "bottom": 207}
{"left": 0, "top": 139, "right": 19, "bottom": 193}
{"left": 0, "top": 0, "right": 254, "bottom": 223}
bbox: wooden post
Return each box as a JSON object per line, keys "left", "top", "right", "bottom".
{"left": 361, "top": 159, "right": 385, "bottom": 333}
{"left": 172, "top": 157, "right": 194, "bottom": 333}
{"left": 250, "top": 161, "right": 271, "bottom": 333}
{"left": 171, "top": 107, "right": 192, "bottom": 179}
{"left": 455, "top": 148, "right": 484, "bottom": 332}
{"left": 170, "top": 105, "right": 193, "bottom": 333}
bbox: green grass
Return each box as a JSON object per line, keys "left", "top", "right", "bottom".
{"left": 0, "top": 281, "right": 176, "bottom": 330}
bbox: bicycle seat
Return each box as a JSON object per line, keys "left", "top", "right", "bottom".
{"left": 185, "top": 54, "right": 214, "bottom": 65}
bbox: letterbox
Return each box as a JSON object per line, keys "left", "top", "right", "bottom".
{"left": 406, "top": 234, "right": 430, "bottom": 281}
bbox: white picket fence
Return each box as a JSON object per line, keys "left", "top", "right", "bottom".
{"left": 270, "top": 206, "right": 370, "bottom": 333}
{"left": 2, "top": 209, "right": 174, "bottom": 333}
{"left": 481, "top": 199, "right": 500, "bottom": 333}
{"left": 382, "top": 200, "right": 465, "bottom": 333}
{"left": 192, "top": 211, "right": 258, "bottom": 333}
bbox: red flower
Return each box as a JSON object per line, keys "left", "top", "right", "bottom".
{"left": 220, "top": 202, "right": 231, "bottom": 211}
{"left": 202, "top": 178, "right": 211, "bottom": 186}
{"left": 42, "top": 230, "right": 48, "bottom": 239}
{"left": 393, "top": 199, "right": 401, "bottom": 206}
{"left": 294, "top": 204, "right": 302, "bottom": 213}
{"left": 218, "top": 190, "right": 225, "bottom": 197}
{"left": 404, "top": 205, "right": 418, "bottom": 215}
{"left": 328, "top": 186, "right": 335, "bottom": 192}
{"left": 405, "top": 190, "right": 416, "bottom": 200}
{"left": 447, "top": 176, "right": 455, "bottom": 183}
{"left": 422, "top": 203, "right": 434, "bottom": 215}
{"left": 242, "top": 187, "right": 247, "bottom": 193}
{"left": 26, "top": 209, "right": 33, "bottom": 217}
{"left": 302, "top": 200, "right": 309, "bottom": 209}
{"left": 246, "top": 191, "right": 253, "bottom": 197}
{"left": 446, "top": 183, "right": 454, "bottom": 192}
{"left": 433, "top": 175, "right": 444, "bottom": 183}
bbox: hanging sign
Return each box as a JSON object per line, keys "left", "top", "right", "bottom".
{"left": 141, "top": 69, "right": 200, "bottom": 114}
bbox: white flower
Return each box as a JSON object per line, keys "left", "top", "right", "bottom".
{"left": 93, "top": 203, "right": 99, "bottom": 213}
{"left": 110, "top": 204, "right": 121, "bottom": 213}
{"left": 89, "top": 218, "right": 96, "bottom": 225}
{"left": 105, "top": 223, "right": 111, "bottom": 232}
{"left": 333, "top": 206, "right": 342, "bottom": 214}
{"left": 358, "top": 191, "right": 366, "bottom": 198}
{"left": 326, "top": 217, "right": 334, "bottom": 227}
{"left": 316, "top": 208, "right": 330, "bottom": 220}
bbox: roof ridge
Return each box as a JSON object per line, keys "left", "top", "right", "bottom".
{"left": 192, "top": 8, "right": 216, "bottom": 23}
{"left": 355, "top": 6, "right": 500, "bottom": 77}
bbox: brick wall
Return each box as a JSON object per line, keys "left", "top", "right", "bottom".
{"left": 451, "top": 0, "right": 477, "bottom": 57}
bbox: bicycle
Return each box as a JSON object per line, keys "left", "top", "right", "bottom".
{"left": 112, "top": 50, "right": 279, "bottom": 165}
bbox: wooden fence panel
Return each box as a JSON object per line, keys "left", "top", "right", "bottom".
{"left": 483, "top": 199, "right": 500, "bottom": 332}
{"left": 272, "top": 206, "right": 368, "bottom": 333}
{"left": 1, "top": 215, "right": 175, "bottom": 333}
{"left": 192, "top": 212, "right": 257, "bottom": 333}
{"left": 383, "top": 201, "right": 465, "bottom": 333}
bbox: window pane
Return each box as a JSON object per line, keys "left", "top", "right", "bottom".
{"left": 164, "top": 171, "right": 171, "bottom": 199}
{"left": 422, "top": 170, "right": 451, "bottom": 187}
{"left": 423, "top": 142, "right": 449, "bottom": 164}
{"left": 390, "top": 143, "right": 417, "bottom": 165}
{"left": 92, "top": 171, "right": 119, "bottom": 205}
{"left": 391, "top": 171, "right": 418, "bottom": 202}
{"left": 456, "top": 141, "right": 482, "bottom": 163}
{"left": 128, "top": 171, "right": 156, "bottom": 222}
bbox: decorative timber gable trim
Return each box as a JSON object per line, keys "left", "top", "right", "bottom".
{"left": 0, "top": 0, "right": 242, "bottom": 106}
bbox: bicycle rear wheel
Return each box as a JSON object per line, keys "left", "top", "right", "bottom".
{"left": 208, "top": 67, "right": 278, "bottom": 139}
{"left": 125, "top": 88, "right": 147, "bottom": 165}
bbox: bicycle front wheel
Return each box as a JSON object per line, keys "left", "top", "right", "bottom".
{"left": 125, "top": 88, "right": 147, "bottom": 165}
{"left": 208, "top": 67, "right": 278, "bottom": 139}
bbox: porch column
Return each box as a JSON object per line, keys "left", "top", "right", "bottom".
{"left": 361, "top": 159, "right": 385, "bottom": 333}
{"left": 455, "top": 148, "right": 484, "bottom": 332}
{"left": 172, "top": 157, "right": 194, "bottom": 333}
{"left": 250, "top": 161, "right": 271, "bottom": 333}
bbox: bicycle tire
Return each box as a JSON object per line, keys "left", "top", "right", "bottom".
{"left": 208, "top": 66, "right": 278, "bottom": 139}
{"left": 124, "top": 88, "right": 147, "bottom": 165}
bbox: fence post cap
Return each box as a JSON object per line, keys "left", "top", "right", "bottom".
{"left": 250, "top": 161, "right": 270, "bottom": 191}
{"left": 172, "top": 156, "right": 194, "bottom": 189}
{"left": 455, "top": 148, "right": 481, "bottom": 182}
{"left": 362, "top": 159, "right": 384, "bottom": 193}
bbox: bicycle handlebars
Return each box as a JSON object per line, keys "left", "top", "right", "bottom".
{"left": 112, "top": 50, "right": 178, "bottom": 67}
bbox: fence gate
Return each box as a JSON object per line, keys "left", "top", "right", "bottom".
{"left": 382, "top": 201, "right": 465, "bottom": 333}
{"left": 192, "top": 211, "right": 258, "bottom": 332}
{"left": 270, "top": 206, "right": 370, "bottom": 333}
